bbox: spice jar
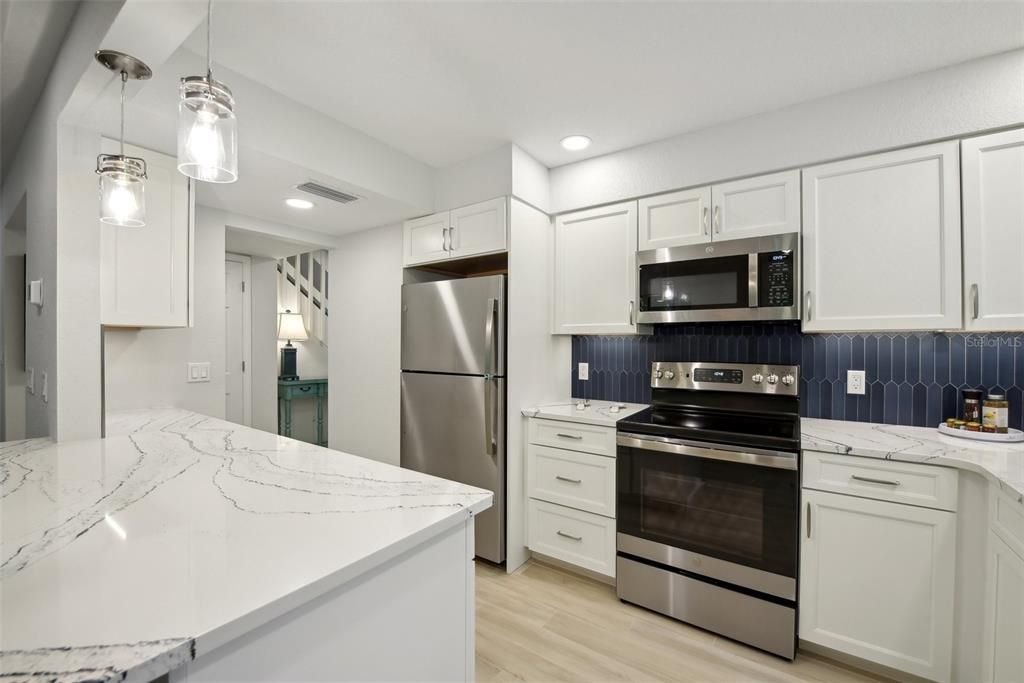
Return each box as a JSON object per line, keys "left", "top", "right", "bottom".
{"left": 953, "top": 420, "right": 967, "bottom": 430}
{"left": 945, "top": 418, "right": 958, "bottom": 428}
{"left": 982, "top": 424, "right": 997, "bottom": 434}
{"left": 966, "top": 422, "right": 982, "bottom": 432}
{"left": 982, "top": 394, "right": 1009, "bottom": 434}
{"left": 962, "top": 389, "right": 983, "bottom": 423}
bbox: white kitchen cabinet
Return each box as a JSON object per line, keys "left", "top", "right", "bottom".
{"left": 402, "top": 197, "right": 508, "bottom": 267}
{"left": 802, "top": 141, "right": 962, "bottom": 332}
{"left": 100, "top": 139, "right": 192, "bottom": 328}
{"left": 449, "top": 197, "right": 507, "bottom": 258}
{"left": 800, "top": 488, "right": 956, "bottom": 682}
{"left": 983, "top": 531, "right": 1024, "bottom": 683}
{"left": 403, "top": 211, "right": 451, "bottom": 266}
{"left": 552, "top": 201, "right": 645, "bottom": 335}
{"left": 962, "top": 129, "right": 1024, "bottom": 331}
{"left": 712, "top": 170, "right": 800, "bottom": 241}
{"left": 637, "top": 187, "right": 711, "bottom": 250}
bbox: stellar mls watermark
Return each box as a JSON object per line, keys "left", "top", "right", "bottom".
{"left": 965, "top": 336, "right": 1023, "bottom": 349}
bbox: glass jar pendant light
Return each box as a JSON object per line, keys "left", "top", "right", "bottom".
{"left": 95, "top": 50, "right": 152, "bottom": 227}
{"left": 178, "top": 0, "right": 237, "bottom": 183}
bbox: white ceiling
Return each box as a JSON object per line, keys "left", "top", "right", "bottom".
{"left": 189, "top": 1, "right": 1024, "bottom": 169}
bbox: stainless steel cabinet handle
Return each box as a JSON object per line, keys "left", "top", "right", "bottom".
{"left": 556, "top": 530, "right": 583, "bottom": 542}
{"left": 449, "top": 226, "right": 456, "bottom": 252}
{"left": 556, "top": 433, "right": 583, "bottom": 440}
{"left": 713, "top": 205, "right": 721, "bottom": 234}
{"left": 971, "top": 283, "right": 980, "bottom": 320}
{"left": 851, "top": 474, "right": 901, "bottom": 487}
{"left": 805, "top": 291, "right": 812, "bottom": 322}
{"left": 702, "top": 206, "right": 709, "bottom": 236}
{"left": 441, "top": 227, "right": 449, "bottom": 252}
{"left": 555, "top": 475, "right": 582, "bottom": 484}
{"left": 629, "top": 300, "right": 635, "bottom": 326}
{"left": 806, "top": 502, "right": 812, "bottom": 539}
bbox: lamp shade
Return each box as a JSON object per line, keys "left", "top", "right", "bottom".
{"left": 277, "top": 311, "right": 308, "bottom": 341}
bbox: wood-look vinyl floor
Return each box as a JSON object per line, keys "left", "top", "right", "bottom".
{"left": 475, "top": 560, "right": 893, "bottom": 683}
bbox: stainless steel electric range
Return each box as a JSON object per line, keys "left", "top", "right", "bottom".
{"left": 615, "top": 361, "right": 800, "bottom": 659}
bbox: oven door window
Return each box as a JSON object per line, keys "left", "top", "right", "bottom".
{"left": 617, "top": 444, "right": 798, "bottom": 578}
{"left": 638, "top": 255, "right": 749, "bottom": 312}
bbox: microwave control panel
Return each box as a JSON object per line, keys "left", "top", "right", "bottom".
{"left": 758, "top": 250, "right": 795, "bottom": 308}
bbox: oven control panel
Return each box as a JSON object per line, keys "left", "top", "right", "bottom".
{"left": 651, "top": 362, "right": 799, "bottom": 395}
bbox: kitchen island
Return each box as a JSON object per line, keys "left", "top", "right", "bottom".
{"left": 0, "top": 409, "right": 492, "bottom": 683}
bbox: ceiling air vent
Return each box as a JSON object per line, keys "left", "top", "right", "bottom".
{"left": 296, "top": 181, "right": 360, "bottom": 205}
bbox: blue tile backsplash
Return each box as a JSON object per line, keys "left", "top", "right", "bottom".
{"left": 571, "top": 323, "right": 1024, "bottom": 430}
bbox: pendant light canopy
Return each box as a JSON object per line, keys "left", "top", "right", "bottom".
{"left": 95, "top": 50, "right": 151, "bottom": 228}
{"left": 178, "top": 0, "right": 237, "bottom": 183}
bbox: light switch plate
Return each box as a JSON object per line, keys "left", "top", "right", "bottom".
{"left": 28, "top": 280, "right": 42, "bottom": 308}
{"left": 578, "top": 362, "right": 589, "bottom": 381}
{"left": 188, "top": 362, "right": 211, "bottom": 383}
{"left": 847, "top": 369, "right": 866, "bottom": 395}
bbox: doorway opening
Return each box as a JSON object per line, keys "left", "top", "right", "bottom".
{"left": 2, "top": 195, "right": 27, "bottom": 441}
{"left": 225, "top": 253, "right": 252, "bottom": 426}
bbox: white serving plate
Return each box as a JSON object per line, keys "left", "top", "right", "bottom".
{"left": 938, "top": 423, "right": 1024, "bottom": 443}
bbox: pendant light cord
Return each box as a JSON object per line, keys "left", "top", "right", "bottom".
{"left": 119, "top": 70, "right": 127, "bottom": 156}
{"left": 206, "top": 0, "right": 213, "bottom": 80}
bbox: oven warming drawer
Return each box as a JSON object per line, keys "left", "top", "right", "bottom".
{"left": 617, "top": 555, "right": 796, "bottom": 660}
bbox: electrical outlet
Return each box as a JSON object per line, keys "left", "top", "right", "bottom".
{"left": 41, "top": 372, "right": 48, "bottom": 403}
{"left": 578, "top": 362, "right": 589, "bottom": 381}
{"left": 26, "top": 367, "right": 34, "bottom": 395}
{"left": 847, "top": 369, "right": 866, "bottom": 395}
{"left": 187, "top": 362, "right": 212, "bottom": 383}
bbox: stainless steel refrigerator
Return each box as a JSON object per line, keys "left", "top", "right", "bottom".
{"left": 400, "top": 275, "right": 506, "bottom": 563}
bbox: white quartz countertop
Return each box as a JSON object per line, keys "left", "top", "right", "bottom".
{"left": 802, "top": 418, "right": 1024, "bottom": 500}
{"left": 0, "top": 409, "right": 492, "bottom": 683}
{"left": 522, "top": 400, "right": 649, "bottom": 427}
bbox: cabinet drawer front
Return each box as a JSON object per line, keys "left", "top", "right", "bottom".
{"left": 992, "top": 485, "right": 1024, "bottom": 558}
{"left": 803, "top": 451, "right": 958, "bottom": 511}
{"left": 529, "top": 419, "right": 616, "bottom": 457}
{"left": 528, "top": 445, "right": 615, "bottom": 517}
{"left": 528, "top": 500, "right": 616, "bottom": 577}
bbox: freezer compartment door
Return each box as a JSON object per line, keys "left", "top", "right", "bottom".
{"left": 401, "top": 372, "right": 505, "bottom": 563}
{"left": 401, "top": 275, "right": 505, "bottom": 376}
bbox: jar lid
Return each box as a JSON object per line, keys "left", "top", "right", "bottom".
{"left": 987, "top": 394, "right": 1006, "bottom": 400}
{"left": 962, "top": 389, "right": 983, "bottom": 399}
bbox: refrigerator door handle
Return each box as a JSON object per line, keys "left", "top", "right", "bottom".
{"left": 484, "top": 376, "right": 498, "bottom": 456}
{"left": 485, "top": 297, "right": 498, "bottom": 376}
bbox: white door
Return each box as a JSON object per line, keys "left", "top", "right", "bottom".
{"left": 983, "top": 532, "right": 1024, "bottom": 683}
{"left": 802, "top": 141, "right": 962, "bottom": 332}
{"left": 962, "top": 129, "right": 1024, "bottom": 331}
{"left": 449, "top": 197, "right": 507, "bottom": 258}
{"left": 553, "top": 201, "right": 641, "bottom": 335}
{"left": 403, "top": 211, "right": 451, "bottom": 266}
{"left": 637, "top": 187, "right": 711, "bottom": 250}
{"left": 225, "top": 254, "right": 251, "bottom": 426}
{"left": 100, "top": 139, "right": 193, "bottom": 327}
{"left": 712, "top": 170, "right": 800, "bottom": 241}
{"left": 800, "top": 489, "right": 956, "bottom": 682}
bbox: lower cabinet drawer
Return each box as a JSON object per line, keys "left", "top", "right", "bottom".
{"left": 803, "top": 450, "right": 959, "bottom": 511}
{"left": 527, "top": 444, "right": 615, "bottom": 517}
{"left": 528, "top": 499, "right": 616, "bottom": 577}
{"left": 528, "top": 418, "right": 616, "bottom": 457}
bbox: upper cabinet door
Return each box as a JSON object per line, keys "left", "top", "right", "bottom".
{"left": 449, "top": 197, "right": 507, "bottom": 259}
{"left": 962, "top": 129, "right": 1024, "bottom": 331}
{"left": 403, "top": 211, "right": 451, "bottom": 266}
{"left": 802, "top": 142, "right": 962, "bottom": 332}
{"left": 712, "top": 170, "right": 800, "bottom": 241}
{"left": 637, "top": 187, "right": 711, "bottom": 250}
{"left": 553, "top": 201, "right": 643, "bottom": 335}
{"left": 100, "top": 140, "right": 192, "bottom": 328}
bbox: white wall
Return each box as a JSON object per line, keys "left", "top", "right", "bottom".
{"left": 434, "top": 145, "right": 513, "bottom": 213}
{"left": 327, "top": 224, "right": 402, "bottom": 465}
{"left": 550, "top": 49, "right": 1024, "bottom": 213}
{"left": 103, "top": 207, "right": 226, "bottom": 417}
{"left": 250, "top": 257, "right": 278, "bottom": 434}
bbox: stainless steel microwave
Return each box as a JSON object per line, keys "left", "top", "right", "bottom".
{"left": 637, "top": 233, "right": 800, "bottom": 324}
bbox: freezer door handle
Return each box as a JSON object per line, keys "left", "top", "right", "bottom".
{"left": 484, "top": 376, "right": 498, "bottom": 456}
{"left": 485, "top": 297, "right": 499, "bottom": 376}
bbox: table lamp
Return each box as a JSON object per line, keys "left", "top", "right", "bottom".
{"left": 278, "top": 309, "right": 307, "bottom": 380}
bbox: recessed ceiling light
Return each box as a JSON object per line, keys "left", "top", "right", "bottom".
{"left": 285, "top": 198, "right": 314, "bottom": 210}
{"left": 561, "top": 135, "right": 591, "bottom": 151}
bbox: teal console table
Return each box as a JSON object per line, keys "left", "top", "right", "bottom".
{"left": 278, "top": 378, "right": 328, "bottom": 447}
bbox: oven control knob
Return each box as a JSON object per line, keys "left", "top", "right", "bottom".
{"left": 781, "top": 374, "right": 795, "bottom": 386}
{"left": 654, "top": 370, "right": 663, "bottom": 379}
{"left": 664, "top": 370, "right": 676, "bottom": 380}
{"left": 766, "top": 373, "right": 779, "bottom": 385}
{"left": 751, "top": 373, "right": 764, "bottom": 384}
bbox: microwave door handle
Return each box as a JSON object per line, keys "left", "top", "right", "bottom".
{"left": 748, "top": 253, "right": 758, "bottom": 307}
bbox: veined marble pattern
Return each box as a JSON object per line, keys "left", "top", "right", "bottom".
{"left": 0, "top": 409, "right": 491, "bottom": 683}
{"left": 802, "top": 417, "right": 1024, "bottom": 499}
